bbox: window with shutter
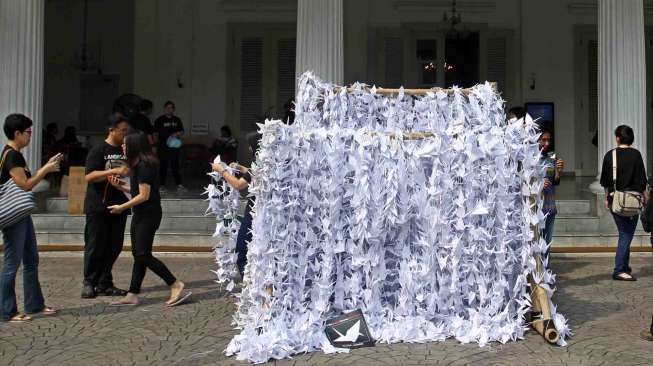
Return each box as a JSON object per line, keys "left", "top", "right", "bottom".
{"left": 240, "top": 38, "right": 263, "bottom": 131}
{"left": 385, "top": 37, "right": 403, "bottom": 87}
{"left": 486, "top": 37, "right": 506, "bottom": 95}
{"left": 277, "top": 38, "right": 296, "bottom": 119}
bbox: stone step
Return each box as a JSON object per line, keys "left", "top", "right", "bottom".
{"left": 556, "top": 200, "right": 592, "bottom": 215}
{"left": 553, "top": 231, "right": 651, "bottom": 248}
{"left": 32, "top": 213, "right": 219, "bottom": 233}
{"left": 554, "top": 215, "right": 600, "bottom": 232}
{"left": 36, "top": 230, "right": 219, "bottom": 247}
{"left": 33, "top": 231, "right": 650, "bottom": 252}
{"left": 44, "top": 197, "right": 210, "bottom": 215}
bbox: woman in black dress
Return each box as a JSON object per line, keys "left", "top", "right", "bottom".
{"left": 108, "top": 133, "right": 190, "bottom": 306}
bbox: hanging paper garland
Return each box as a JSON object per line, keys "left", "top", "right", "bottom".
{"left": 205, "top": 73, "right": 570, "bottom": 363}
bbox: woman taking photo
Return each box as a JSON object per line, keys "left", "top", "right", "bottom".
{"left": 108, "top": 133, "right": 190, "bottom": 306}
{"left": 1, "top": 114, "right": 61, "bottom": 322}
{"left": 600, "top": 125, "right": 647, "bottom": 281}
{"left": 211, "top": 132, "right": 260, "bottom": 277}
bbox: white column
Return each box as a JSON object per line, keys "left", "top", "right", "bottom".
{"left": 295, "top": 0, "right": 344, "bottom": 85}
{"left": 590, "top": 0, "right": 646, "bottom": 193}
{"left": 0, "top": 0, "right": 45, "bottom": 170}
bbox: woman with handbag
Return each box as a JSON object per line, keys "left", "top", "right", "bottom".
{"left": 1, "top": 114, "right": 62, "bottom": 322}
{"left": 600, "top": 125, "right": 648, "bottom": 281}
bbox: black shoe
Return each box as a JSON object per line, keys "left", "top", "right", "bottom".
{"left": 612, "top": 272, "right": 637, "bottom": 281}
{"left": 81, "top": 284, "right": 96, "bottom": 299}
{"left": 95, "top": 286, "right": 127, "bottom": 296}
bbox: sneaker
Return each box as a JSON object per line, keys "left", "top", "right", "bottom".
{"left": 177, "top": 185, "right": 188, "bottom": 194}
{"left": 81, "top": 284, "right": 96, "bottom": 299}
{"left": 95, "top": 286, "right": 127, "bottom": 297}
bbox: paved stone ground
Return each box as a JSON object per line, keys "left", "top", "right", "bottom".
{"left": 1, "top": 254, "right": 652, "bottom": 365}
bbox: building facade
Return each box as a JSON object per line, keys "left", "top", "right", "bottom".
{"left": 1, "top": 0, "right": 650, "bottom": 182}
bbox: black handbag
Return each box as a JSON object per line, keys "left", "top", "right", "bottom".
{"left": 324, "top": 309, "right": 375, "bottom": 349}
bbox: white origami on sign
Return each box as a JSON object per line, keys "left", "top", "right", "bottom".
{"left": 205, "top": 73, "right": 570, "bottom": 363}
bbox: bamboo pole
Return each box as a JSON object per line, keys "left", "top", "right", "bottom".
{"left": 530, "top": 281, "right": 560, "bottom": 344}
{"left": 527, "top": 195, "right": 561, "bottom": 345}
{"left": 336, "top": 82, "right": 498, "bottom": 96}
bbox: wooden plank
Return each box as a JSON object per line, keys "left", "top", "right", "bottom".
{"left": 336, "top": 82, "right": 498, "bottom": 96}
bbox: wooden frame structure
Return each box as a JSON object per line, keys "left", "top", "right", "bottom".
{"left": 265, "top": 82, "right": 562, "bottom": 345}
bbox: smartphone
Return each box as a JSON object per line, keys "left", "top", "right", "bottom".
{"left": 546, "top": 152, "right": 556, "bottom": 176}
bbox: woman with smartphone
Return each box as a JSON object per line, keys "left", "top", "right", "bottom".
{"left": 1, "top": 114, "right": 62, "bottom": 322}
{"left": 539, "top": 130, "right": 564, "bottom": 266}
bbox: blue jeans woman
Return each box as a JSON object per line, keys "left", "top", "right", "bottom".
{"left": 1, "top": 114, "right": 61, "bottom": 321}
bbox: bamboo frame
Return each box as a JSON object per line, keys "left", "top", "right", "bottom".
{"left": 336, "top": 82, "right": 498, "bottom": 96}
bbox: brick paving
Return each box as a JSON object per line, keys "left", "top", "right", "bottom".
{"left": 0, "top": 255, "right": 652, "bottom": 365}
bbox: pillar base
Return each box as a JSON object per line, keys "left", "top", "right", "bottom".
{"left": 589, "top": 180, "right": 604, "bottom": 194}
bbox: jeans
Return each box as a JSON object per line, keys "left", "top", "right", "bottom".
{"left": 235, "top": 208, "right": 253, "bottom": 276}
{"left": 128, "top": 208, "right": 176, "bottom": 294}
{"left": 542, "top": 213, "right": 556, "bottom": 265}
{"left": 83, "top": 212, "right": 127, "bottom": 289}
{"left": 159, "top": 147, "right": 182, "bottom": 186}
{"left": 611, "top": 213, "right": 638, "bottom": 276}
{"left": 1, "top": 216, "right": 45, "bottom": 320}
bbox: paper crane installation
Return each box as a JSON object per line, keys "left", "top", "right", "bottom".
{"left": 205, "top": 73, "right": 570, "bottom": 363}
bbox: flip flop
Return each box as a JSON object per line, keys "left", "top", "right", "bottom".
{"left": 109, "top": 300, "right": 139, "bottom": 307}
{"left": 166, "top": 291, "right": 192, "bottom": 307}
{"left": 8, "top": 314, "right": 33, "bottom": 323}
{"left": 641, "top": 330, "right": 653, "bottom": 341}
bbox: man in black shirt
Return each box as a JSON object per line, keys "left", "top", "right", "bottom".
{"left": 81, "top": 118, "right": 130, "bottom": 298}
{"left": 129, "top": 99, "right": 155, "bottom": 147}
{"left": 154, "top": 100, "right": 185, "bottom": 194}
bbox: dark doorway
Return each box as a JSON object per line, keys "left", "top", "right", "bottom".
{"left": 445, "top": 32, "right": 479, "bottom": 88}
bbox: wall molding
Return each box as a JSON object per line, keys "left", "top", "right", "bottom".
{"left": 393, "top": 0, "right": 495, "bottom": 13}
{"left": 217, "top": 0, "right": 297, "bottom": 13}
{"left": 568, "top": 0, "right": 653, "bottom": 15}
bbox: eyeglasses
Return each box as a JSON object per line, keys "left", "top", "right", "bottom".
{"left": 23, "top": 129, "right": 33, "bottom": 135}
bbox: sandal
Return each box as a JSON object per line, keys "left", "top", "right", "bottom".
{"left": 39, "top": 306, "right": 57, "bottom": 316}
{"left": 109, "top": 299, "right": 139, "bottom": 307}
{"left": 166, "top": 291, "right": 192, "bottom": 307}
{"left": 8, "top": 314, "right": 33, "bottom": 323}
{"left": 641, "top": 330, "right": 653, "bottom": 341}
{"left": 613, "top": 273, "right": 637, "bottom": 281}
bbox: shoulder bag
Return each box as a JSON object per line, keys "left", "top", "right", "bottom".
{"left": 611, "top": 148, "right": 643, "bottom": 217}
{"left": 0, "top": 148, "right": 37, "bottom": 229}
